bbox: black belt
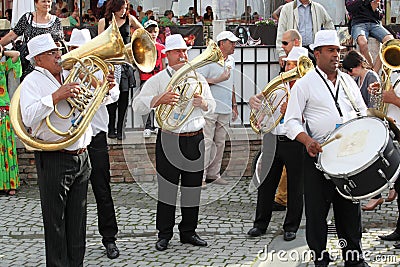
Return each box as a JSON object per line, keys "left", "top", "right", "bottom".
{"left": 161, "top": 129, "right": 203, "bottom": 137}
{"left": 59, "top": 148, "right": 87, "bottom": 155}
{"left": 276, "top": 135, "right": 292, "bottom": 142}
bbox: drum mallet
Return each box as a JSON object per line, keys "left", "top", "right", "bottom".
{"left": 321, "top": 133, "right": 342, "bottom": 147}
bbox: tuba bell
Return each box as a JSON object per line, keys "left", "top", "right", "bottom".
{"left": 370, "top": 39, "right": 400, "bottom": 115}
{"left": 249, "top": 56, "right": 314, "bottom": 134}
{"left": 155, "top": 40, "right": 224, "bottom": 131}
{"left": 10, "top": 15, "right": 156, "bottom": 151}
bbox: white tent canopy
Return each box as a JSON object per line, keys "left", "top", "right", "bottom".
{"left": 11, "top": 0, "right": 35, "bottom": 28}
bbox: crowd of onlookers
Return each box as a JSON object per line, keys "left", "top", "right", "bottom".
{"left": 44, "top": 1, "right": 216, "bottom": 28}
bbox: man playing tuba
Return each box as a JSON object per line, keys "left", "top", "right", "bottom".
{"left": 247, "top": 47, "right": 308, "bottom": 241}
{"left": 19, "top": 33, "right": 116, "bottom": 266}
{"left": 133, "top": 34, "right": 215, "bottom": 251}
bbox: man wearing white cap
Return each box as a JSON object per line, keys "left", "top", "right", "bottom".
{"left": 247, "top": 47, "right": 308, "bottom": 241}
{"left": 284, "top": 30, "right": 369, "bottom": 266}
{"left": 133, "top": 34, "right": 215, "bottom": 251}
{"left": 19, "top": 33, "right": 94, "bottom": 266}
{"left": 197, "top": 31, "right": 239, "bottom": 189}
{"left": 66, "top": 28, "right": 121, "bottom": 259}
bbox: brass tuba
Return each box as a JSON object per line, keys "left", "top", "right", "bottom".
{"left": 10, "top": 15, "right": 156, "bottom": 151}
{"left": 155, "top": 40, "right": 224, "bottom": 131}
{"left": 370, "top": 39, "right": 400, "bottom": 114}
{"left": 249, "top": 56, "right": 314, "bottom": 134}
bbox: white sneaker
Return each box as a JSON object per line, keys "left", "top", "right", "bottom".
{"left": 143, "top": 129, "right": 151, "bottom": 138}
{"left": 151, "top": 128, "right": 158, "bottom": 134}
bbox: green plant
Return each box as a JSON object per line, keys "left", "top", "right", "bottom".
{"left": 255, "top": 17, "right": 277, "bottom": 26}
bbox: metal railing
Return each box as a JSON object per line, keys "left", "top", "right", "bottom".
{"left": 126, "top": 45, "right": 280, "bottom": 129}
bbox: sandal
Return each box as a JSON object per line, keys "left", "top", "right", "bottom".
{"left": 386, "top": 188, "right": 397, "bottom": 202}
{"left": 6, "top": 189, "right": 16, "bottom": 196}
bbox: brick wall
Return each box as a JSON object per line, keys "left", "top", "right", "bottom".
{"left": 16, "top": 128, "right": 262, "bottom": 185}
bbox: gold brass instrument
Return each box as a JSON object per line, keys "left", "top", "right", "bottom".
{"left": 249, "top": 56, "right": 314, "bottom": 134}
{"left": 371, "top": 39, "right": 400, "bottom": 114}
{"left": 155, "top": 40, "right": 224, "bottom": 131}
{"left": 10, "top": 15, "right": 156, "bottom": 151}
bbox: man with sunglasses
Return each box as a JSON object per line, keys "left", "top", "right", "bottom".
{"left": 281, "top": 29, "right": 302, "bottom": 58}
{"left": 19, "top": 33, "right": 112, "bottom": 266}
{"left": 271, "top": 29, "right": 302, "bottom": 211}
{"left": 276, "top": 0, "right": 334, "bottom": 68}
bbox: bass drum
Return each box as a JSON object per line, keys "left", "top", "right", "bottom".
{"left": 317, "top": 116, "right": 400, "bottom": 201}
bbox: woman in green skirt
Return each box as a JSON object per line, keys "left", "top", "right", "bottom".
{"left": 0, "top": 45, "right": 21, "bottom": 196}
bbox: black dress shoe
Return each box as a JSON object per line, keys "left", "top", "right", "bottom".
{"left": 272, "top": 201, "right": 286, "bottom": 211}
{"left": 283, "top": 231, "right": 296, "bottom": 241}
{"left": 155, "top": 238, "right": 169, "bottom": 251}
{"left": 105, "top": 243, "right": 120, "bottom": 259}
{"left": 180, "top": 234, "right": 207, "bottom": 246}
{"left": 247, "top": 227, "right": 266, "bottom": 237}
{"left": 108, "top": 132, "right": 117, "bottom": 139}
{"left": 379, "top": 231, "right": 400, "bottom": 241}
{"left": 394, "top": 241, "right": 400, "bottom": 249}
{"left": 117, "top": 132, "right": 126, "bottom": 140}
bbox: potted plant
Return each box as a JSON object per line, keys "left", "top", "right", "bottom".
{"left": 250, "top": 17, "right": 278, "bottom": 45}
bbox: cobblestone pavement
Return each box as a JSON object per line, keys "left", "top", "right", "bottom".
{"left": 1, "top": 178, "right": 400, "bottom": 266}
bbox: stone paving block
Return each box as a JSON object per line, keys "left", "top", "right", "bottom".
{"left": 3, "top": 180, "right": 400, "bottom": 267}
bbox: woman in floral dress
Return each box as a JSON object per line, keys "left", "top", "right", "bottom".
{"left": 0, "top": 46, "right": 22, "bottom": 196}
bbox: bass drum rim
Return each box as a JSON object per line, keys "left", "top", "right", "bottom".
{"left": 335, "top": 164, "right": 400, "bottom": 200}
{"left": 317, "top": 116, "right": 389, "bottom": 178}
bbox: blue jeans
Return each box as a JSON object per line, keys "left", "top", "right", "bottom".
{"left": 351, "top": 22, "right": 391, "bottom": 42}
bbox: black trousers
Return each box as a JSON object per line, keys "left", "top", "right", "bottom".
{"left": 88, "top": 131, "right": 118, "bottom": 245}
{"left": 303, "top": 154, "right": 364, "bottom": 266}
{"left": 35, "top": 150, "right": 91, "bottom": 267}
{"left": 253, "top": 135, "right": 304, "bottom": 233}
{"left": 107, "top": 91, "right": 129, "bottom": 134}
{"left": 155, "top": 130, "right": 204, "bottom": 240}
{"left": 140, "top": 80, "right": 154, "bottom": 130}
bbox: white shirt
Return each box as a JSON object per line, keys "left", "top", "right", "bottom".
{"left": 387, "top": 81, "right": 400, "bottom": 129}
{"left": 284, "top": 67, "right": 367, "bottom": 143}
{"left": 197, "top": 55, "right": 235, "bottom": 114}
{"left": 88, "top": 70, "right": 120, "bottom": 136}
{"left": 132, "top": 66, "right": 216, "bottom": 133}
{"left": 272, "top": 82, "right": 290, "bottom": 136}
{"left": 20, "top": 66, "right": 93, "bottom": 150}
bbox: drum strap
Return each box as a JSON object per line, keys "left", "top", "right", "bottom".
{"left": 339, "top": 76, "right": 362, "bottom": 117}
{"left": 316, "top": 69, "right": 342, "bottom": 117}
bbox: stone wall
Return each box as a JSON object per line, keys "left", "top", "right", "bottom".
{"left": 16, "top": 128, "right": 262, "bottom": 185}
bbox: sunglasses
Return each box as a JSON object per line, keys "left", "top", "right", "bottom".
{"left": 41, "top": 49, "right": 62, "bottom": 56}
{"left": 281, "top": 41, "right": 290, "bottom": 46}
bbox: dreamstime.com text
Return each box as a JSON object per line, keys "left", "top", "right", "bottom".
{"left": 257, "top": 240, "right": 398, "bottom": 264}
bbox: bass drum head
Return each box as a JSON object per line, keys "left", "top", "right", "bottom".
{"left": 319, "top": 117, "right": 388, "bottom": 176}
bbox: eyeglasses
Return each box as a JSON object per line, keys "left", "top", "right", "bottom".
{"left": 281, "top": 41, "right": 290, "bottom": 46}
{"left": 41, "top": 49, "right": 62, "bottom": 56}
